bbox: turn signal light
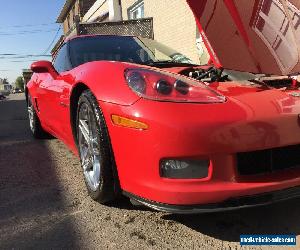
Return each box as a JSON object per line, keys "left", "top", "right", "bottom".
{"left": 111, "top": 115, "right": 148, "bottom": 130}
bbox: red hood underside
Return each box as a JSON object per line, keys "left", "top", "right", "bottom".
{"left": 187, "top": 0, "right": 300, "bottom": 75}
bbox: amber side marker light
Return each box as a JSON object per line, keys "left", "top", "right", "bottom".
{"left": 111, "top": 115, "right": 148, "bottom": 130}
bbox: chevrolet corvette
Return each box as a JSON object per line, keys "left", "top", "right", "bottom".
{"left": 26, "top": 0, "right": 300, "bottom": 213}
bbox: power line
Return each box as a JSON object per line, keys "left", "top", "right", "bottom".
{"left": 0, "top": 23, "right": 56, "bottom": 29}
{"left": 9, "top": 60, "right": 39, "bottom": 63}
{"left": 0, "top": 54, "right": 51, "bottom": 56}
{"left": 0, "top": 55, "right": 51, "bottom": 59}
{"left": 0, "top": 29, "right": 58, "bottom": 36}
{"left": 0, "top": 28, "right": 56, "bottom": 33}
{"left": 0, "top": 54, "right": 51, "bottom": 64}
{"left": 42, "top": 27, "right": 62, "bottom": 55}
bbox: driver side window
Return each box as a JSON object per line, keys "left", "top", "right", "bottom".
{"left": 53, "top": 44, "right": 72, "bottom": 73}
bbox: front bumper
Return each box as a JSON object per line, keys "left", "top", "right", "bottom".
{"left": 125, "top": 185, "right": 300, "bottom": 214}
{"left": 100, "top": 96, "right": 300, "bottom": 207}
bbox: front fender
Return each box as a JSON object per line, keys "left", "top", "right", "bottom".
{"left": 71, "top": 61, "right": 141, "bottom": 106}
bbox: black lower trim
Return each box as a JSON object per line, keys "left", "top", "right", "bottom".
{"left": 237, "top": 144, "right": 300, "bottom": 176}
{"left": 123, "top": 185, "right": 300, "bottom": 214}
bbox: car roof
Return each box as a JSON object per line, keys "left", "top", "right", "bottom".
{"left": 64, "top": 34, "right": 137, "bottom": 43}
{"left": 53, "top": 34, "right": 144, "bottom": 58}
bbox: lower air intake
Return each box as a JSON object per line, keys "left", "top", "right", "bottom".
{"left": 237, "top": 144, "right": 300, "bottom": 175}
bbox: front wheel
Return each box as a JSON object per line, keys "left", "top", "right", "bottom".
{"left": 77, "top": 90, "right": 119, "bottom": 203}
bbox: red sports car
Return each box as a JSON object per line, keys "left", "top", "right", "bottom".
{"left": 27, "top": 0, "right": 300, "bottom": 213}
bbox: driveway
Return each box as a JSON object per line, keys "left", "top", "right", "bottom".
{"left": 0, "top": 94, "right": 299, "bottom": 249}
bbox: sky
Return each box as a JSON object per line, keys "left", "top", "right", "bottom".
{"left": 0, "top": 0, "right": 65, "bottom": 83}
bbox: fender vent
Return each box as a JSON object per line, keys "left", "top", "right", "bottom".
{"left": 237, "top": 144, "right": 300, "bottom": 175}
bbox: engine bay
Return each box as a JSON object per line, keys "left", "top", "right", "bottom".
{"left": 178, "top": 66, "right": 300, "bottom": 90}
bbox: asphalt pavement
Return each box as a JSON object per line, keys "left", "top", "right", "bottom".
{"left": 0, "top": 93, "right": 299, "bottom": 249}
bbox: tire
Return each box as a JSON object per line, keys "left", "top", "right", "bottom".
{"left": 76, "top": 89, "right": 119, "bottom": 203}
{"left": 27, "top": 94, "right": 48, "bottom": 139}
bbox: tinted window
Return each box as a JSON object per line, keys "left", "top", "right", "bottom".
{"left": 69, "top": 36, "right": 195, "bottom": 68}
{"left": 53, "top": 43, "right": 71, "bottom": 73}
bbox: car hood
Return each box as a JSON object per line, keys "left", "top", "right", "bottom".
{"left": 187, "top": 0, "right": 300, "bottom": 75}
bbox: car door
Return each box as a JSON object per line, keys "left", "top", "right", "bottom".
{"left": 36, "top": 43, "right": 74, "bottom": 142}
{"left": 49, "top": 43, "right": 75, "bottom": 142}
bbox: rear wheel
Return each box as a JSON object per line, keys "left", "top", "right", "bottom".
{"left": 27, "top": 95, "right": 48, "bottom": 139}
{"left": 77, "top": 90, "right": 119, "bottom": 203}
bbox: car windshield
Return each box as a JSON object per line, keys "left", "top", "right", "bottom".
{"left": 69, "top": 36, "right": 197, "bottom": 68}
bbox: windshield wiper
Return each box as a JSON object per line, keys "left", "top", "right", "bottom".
{"left": 143, "top": 60, "right": 198, "bottom": 67}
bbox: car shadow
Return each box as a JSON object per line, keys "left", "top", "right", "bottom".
{"left": 0, "top": 99, "right": 81, "bottom": 249}
{"left": 161, "top": 198, "right": 300, "bottom": 242}
{"left": 110, "top": 191, "right": 300, "bottom": 241}
{"left": 108, "top": 195, "right": 153, "bottom": 212}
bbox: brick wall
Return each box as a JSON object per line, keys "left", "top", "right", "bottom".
{"left": 121, "top": 0, "right": 208, "bottom": 64}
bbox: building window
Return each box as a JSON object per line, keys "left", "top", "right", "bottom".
{"left": 128, "top": 1, "right": 144, "bottom": 20}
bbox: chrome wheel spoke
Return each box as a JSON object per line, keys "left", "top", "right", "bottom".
{"left": 81, "top": 146, "right": 90, "bottom": 171}
{"left": 27, "top": 107, "right": 32, "bottom": 115}
{"left": 90, "top": 138, "right": 100, "bottom": 155}
{"left": 91, "top": 161, "right": 101, "bottom": 187}
{"left": 27, "top": 102, "right": 34, "bottom": 130}
{"left": 79, "top": 119, "right": 90, "bottom": 145}
{"left": 78, "top": 103, "right": 102, "bottom": 192}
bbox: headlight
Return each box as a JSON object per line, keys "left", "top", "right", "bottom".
{"left": 125, "top": 68, "right": 226, "bottom": 103}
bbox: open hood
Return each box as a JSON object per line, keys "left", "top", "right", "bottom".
{"left": 187, "top": 0, "right": 300, "bottom": 75}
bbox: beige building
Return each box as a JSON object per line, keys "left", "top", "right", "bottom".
{"left": 119, "top": 0, "right": 208, "bottom": 64}
{"left": 0, "top": 78, "right": 11, "bottom": 95}
{"left": 57, "top": 0, "right": 98, "bottom": 35}
{"left": 57, "top": 0, "right": 209, "bottom": 64}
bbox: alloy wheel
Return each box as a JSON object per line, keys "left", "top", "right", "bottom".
{"left": 27, "top": 98, "right": 34, "bottom": 132}
{"left": 78, "top": 103, "right": 101, "bottom": 191}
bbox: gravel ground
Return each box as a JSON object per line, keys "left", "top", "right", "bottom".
{"left": 0, "top": 93, "right": 299, "bottom": 249}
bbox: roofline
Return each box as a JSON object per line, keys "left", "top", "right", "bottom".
{"left": 56, "top": 0, "right": 76, "bottom": 23}
{"left": 64, "top": 34, "right": 137, "bottom": 43}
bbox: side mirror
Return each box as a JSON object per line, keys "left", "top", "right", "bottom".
{"left": 31, "top": 60, "right": 58, "bottom": 78}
